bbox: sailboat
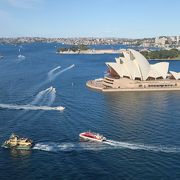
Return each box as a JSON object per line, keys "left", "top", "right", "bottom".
{"left": 18, "top": 48, "right": 25, "bottom": 59}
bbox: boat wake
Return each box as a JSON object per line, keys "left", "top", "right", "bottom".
{"left": 17, "top": 54, "right": 25, "bottom": 60}
{"left": 47, "top": 64, "right": 75, "bottom": 82}
{"left": 33, "top": 140, "right": 180, "bottom": 153}
{"left": 0, "top": 103, "right": 64, "bottom": 111}
{"left": 47, "top": 90, "right": 56, "bottom": 106}
{"left": 33, "top": 142, "right": 110, "bottom": 152}
{"left": 33, "top": 64, "right": 75, "bottom": 91}
{"left": 47, "top": 66, "right": 61, "bottom": 81}
{"left": 104, "top": 140, "right": 180, "bottom": 153}
{"left": 31, "top": 86, "right": 56, "bottom": 106}
{"left": 0, "top": 86, "right": 63, "bottom": 112}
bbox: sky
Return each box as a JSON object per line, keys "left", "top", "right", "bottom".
{"left": 0, "top": 0, "right": 180, "bottom": 38}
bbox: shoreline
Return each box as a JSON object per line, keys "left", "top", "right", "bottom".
{"left": 58, "top": 49, "right": 122, "bottom": 55}
{"left": 148, "top": 58, "right": 180, "bottom": 61}
{"left": 58, "top": 50, "right": 180, "bottom": 60}
{"left": 86, "top": 80, "right": 180, "bottom": 92}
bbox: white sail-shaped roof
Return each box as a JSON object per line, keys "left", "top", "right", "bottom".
{"left": 122, "top": 58, "right": 141, "bottom": 80}
{"left": 106, "top": 62, "right": 129, "bottom": 77}
{"left": 149, "top": 62, "right": 169, "bottom": 79}
{"left": 129, "top": 49, "right": 150, "bottom": 80}
{"left": 106, "top": 49, "right": 171, "bottom": 81}
{"left": 170, "top": 71, "right": 180, "bottom": 80}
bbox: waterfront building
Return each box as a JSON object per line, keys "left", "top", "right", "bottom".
{"left": 177, "top": 36, "right": 180, "bottom": 45}
{"left": 155, "top": 36, "right": 168, "bottom": 46}
{"left": 86, "top": 49, "right": 180, "bottom": 92}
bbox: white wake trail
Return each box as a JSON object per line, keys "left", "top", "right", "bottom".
{"left": 30, "top": 87, "right": 53, "bottom": 105}
{"left": 48, "top": 66, "right": 61, "bottom": 81}
{"left": 33, "top": 64, "right": 75, "bottom": 91}
{"left": 49, "top": 64, "right": 75, "bottom": 81}
{"left": 33, "top": 142, "right": 109, "bottom": 152}
{"left": 0, "top": 87, "right": 61, "bottom": 111}
{"left": 104, "top": 140, "right": 180, "bottom": 153}
{"left": 17, "top": 55, "right": 26, "bottom": 60}
{"left": 34, "top": 87, "right": 56, "bottom": 106}
{"left": 33, "top": 140, "right": 180, "bottom": 154}
{"left": 0, "top": 103, "right": 64, "bottom": 111}
{"left": 47, "top": 91, "right": 56, "bottom": 106}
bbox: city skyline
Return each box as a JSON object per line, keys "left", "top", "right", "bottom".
{"left": 0, "top": 0, "right": 180, "bottom": 38}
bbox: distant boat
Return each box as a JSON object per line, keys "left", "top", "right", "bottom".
{"left": 18, "top": 47, "right": 25, "bottom": 59}
{"left": 18, "top": 54, "right": 25, "bottom": 59}
{"left": 48, "top": 86, "right": 56, "bottom": 93}
{"left": 0, "top": 55, "right": 4, "bottom": 59}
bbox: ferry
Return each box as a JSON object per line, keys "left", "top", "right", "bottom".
{"left": 2, "top": 133, "right": 33, "bottom": 150}
{"left": 79, "top": 131, "right": 106, "bottom": 142}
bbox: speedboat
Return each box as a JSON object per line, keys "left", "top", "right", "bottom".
{"left": 79, "top": 131, "right": 106, "bottom": 142}
{"left": 52, "top": 88, "right": 56, "bottom": 93}
{"left": 54, "top": 106, "right": 65, "bottom": 111}
{"left": 49, "top": 86, "right": 53, "bottom": 91}
{"left": 48, "top": 86, "right": 56, "bottom": 93}
{"left": 2, "top": 133, "right": 33, "bottom": 150}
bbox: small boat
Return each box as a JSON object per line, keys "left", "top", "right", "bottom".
{"left": 2, "top": 133, "right": 33, "bottom": 150}
{"left": 48, "top": 86, "right": 56, "bottom": 93}
{"left": 79, "top": 131, "right": 106, "bottom": 142}
{"left": 18, "top": 54, "right": 25, "bottom": 59}
{"left": 55, "top": 106, "right": 65, "bottom": 111}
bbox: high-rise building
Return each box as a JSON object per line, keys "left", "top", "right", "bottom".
{"left": 177, "top": 36, "right": 179, "bottom": 45}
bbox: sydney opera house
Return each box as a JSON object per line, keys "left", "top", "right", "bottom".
{"left": 86, "top": 49, "right": 180, "bottom": 92}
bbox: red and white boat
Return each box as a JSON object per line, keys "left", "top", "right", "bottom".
{"left": 79, "top": 131, "right": 106, "bottom": 142}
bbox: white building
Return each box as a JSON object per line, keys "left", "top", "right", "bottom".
{"left": 155, "top": 36, "right": 168, "bottom": 46}
{"left": 87, "top": 49, "right": 180, "bottom": 92}
{"left": 177, "top": 36, "right": 179, "bottom": 45}
{"left": 106, "top": 49, "right": 170, "bottom": 81}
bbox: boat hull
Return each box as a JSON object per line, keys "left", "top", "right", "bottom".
{"left": 2, "top": 134, "right": 33, "bottom": 150}
{"left": 1, "top": 142, "right": 32, "bottom": 150}
{"left": 79, "top": 134, "right": 105, "bottom": 142}
{"left": 2, "top": 143, "right": 32, "bottom": 150}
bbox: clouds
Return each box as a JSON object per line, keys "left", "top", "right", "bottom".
{"left": 6, "top": 0, "right": 44, "bottom": 9}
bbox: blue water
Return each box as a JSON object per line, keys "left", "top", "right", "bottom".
{"left": 0, "top": 43, "right": 180, "bottom": 180}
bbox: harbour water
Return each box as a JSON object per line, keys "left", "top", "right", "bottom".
{"left": 0, "top": 43, "right": 180, "bottom": 179}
